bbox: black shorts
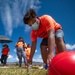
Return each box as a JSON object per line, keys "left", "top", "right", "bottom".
{"left": 40, "top": 38, "right": 48, "bottom": 46}
{"left": 40, "top": 29, "right": 64, "bottom": 46}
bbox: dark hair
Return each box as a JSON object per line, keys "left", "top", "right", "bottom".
{"left": 3, "top": 44, "right": 8, "bottom": 47}
{"left": 18, "top": 37, "right": 24, "bottom": 44}
{"left": 27, "top": 44, "right": 31, "bottom": 47}
{"left": 19, "top": 37, "right": 23, "bottom": 40}
{"left": 23, "top": 8, "right": 37, "bottom": 24}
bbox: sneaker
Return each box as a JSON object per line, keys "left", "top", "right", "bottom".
{"left": 19, "top": 64, "right": 22, "bottom": 67}
{"left": 28, "top": 65, "right": 32, "bottom": 69}
{"left": 44, "top": 64, "right": 48, "bottom": 69}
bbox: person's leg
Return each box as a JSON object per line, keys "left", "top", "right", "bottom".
{"left": 17, "top": 48, "right": 22, "bottom": 67}
{"left": 40, "top": 46, "right": 48, "bottom": 64}
{"left": 22, "top": 49, "right": 27, "bottom": 66}
{"left": 1, "top": 55, "right": 4, "bottom": 64}
{"left": 17, "top": 52, "right": 22, "bottom": 67}
{"left": 40, "top": 38, "right": 48, "bottom": 64}
{"left": 55, "top": 29, "right": 66, "bottom": 53}
{"left": 3, "top": 55, "right": 8, "bottom": 66}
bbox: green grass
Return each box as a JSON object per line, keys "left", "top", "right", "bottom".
{"left": 0, "top": 67, "right": 48, "bottom": 75}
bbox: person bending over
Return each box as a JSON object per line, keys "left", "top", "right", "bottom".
{"left": 23, "top": 9, "right": 66, "bottom": 66}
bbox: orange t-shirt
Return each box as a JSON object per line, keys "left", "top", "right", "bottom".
{"left": 16, "top": 42, "right": 25, "bottom": 48}
{"left": 31, "top": 15, "right": 62, "bottom": 41}
{"left": 25, "top": 47, "right": 31, "bottom": 59}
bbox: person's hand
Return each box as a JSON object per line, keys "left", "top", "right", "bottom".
{"left": 47, "top": 53, "right": 54, "bottom": 66}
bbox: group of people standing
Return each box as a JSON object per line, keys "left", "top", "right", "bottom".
{"left": 0, "top": 37, "right": 31, "bottom": 68}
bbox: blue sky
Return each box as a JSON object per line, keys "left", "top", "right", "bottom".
{"left": 0, "top": 0, "right": 75, "bottom": 62}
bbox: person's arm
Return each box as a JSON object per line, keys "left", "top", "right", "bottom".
{"left": 7, "top": 48, "right": 10, "bottom": 57}
{"left": 1, "top": 48, "right": 3, "bottom": 53}
{"left": 47, "top": 28, "right": 55, "bottom": 64}
{"left": 29, "top": 40, "right": 37, "bottom": 63}
{"left": 24, "top": 43, "right": 27, "bottom": 49}
{"left": 7, "top": 52, "right": 9, "bottom": 57}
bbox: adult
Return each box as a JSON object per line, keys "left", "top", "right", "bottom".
{"left": 15, "top": 37, "right": 28, "bottom": 68}
{"left": 1, "top": 44, "right": 10, "bottom": 66}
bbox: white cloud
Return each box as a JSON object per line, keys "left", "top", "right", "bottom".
{"left": 14, "top": 48, "right": 16, "bottom": 52}
{"left": 33, "top": 54, "right": 43, "bottom": 62}
{"left": 30, "top": 0, "right": 41, "bottom": 10}
{"left": 16, "top": 57, "right": 19, "bottom": 61}
{"left": 66, "top": 44, "right": 75, "bottom": 50}
{"left": 0, "top": 0, "right": 41, "bottom": 36}
{"left": 8, "top": 55, "right": 13, "bottom": 59}
{"left": 35, "top": 49, "right": 38, "bottom": 53}
{"left": 7, "top": 55, "right": 18, "bottom": 62}
{"left": 1, "top": 5, "right": 12, "bottom": 36}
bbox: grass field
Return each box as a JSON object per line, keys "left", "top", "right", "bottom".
{"left": 0, "top": 66, "right": 48, "bottom": 75}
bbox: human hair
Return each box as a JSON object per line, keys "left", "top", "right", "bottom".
{"left": 18, "top": 37, "right": 24, "bottom": 44}
{"left": 23, "top": 8, "right": 37, "bottom": 24}
{"left": 27, "top": 44, "right": 30, "bottom": 46}
{"left": 3, "top": 44, "right": 9, "bottom": 48}
{"left": 19, "top": 37, "right": 23, "bottom": 40}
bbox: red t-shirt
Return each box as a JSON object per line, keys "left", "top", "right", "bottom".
{"left": 2, "top": 47, "right": 10, "bottom": 55}
{"left": 31, "top": 15, "right": 62, "bottom": 41}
